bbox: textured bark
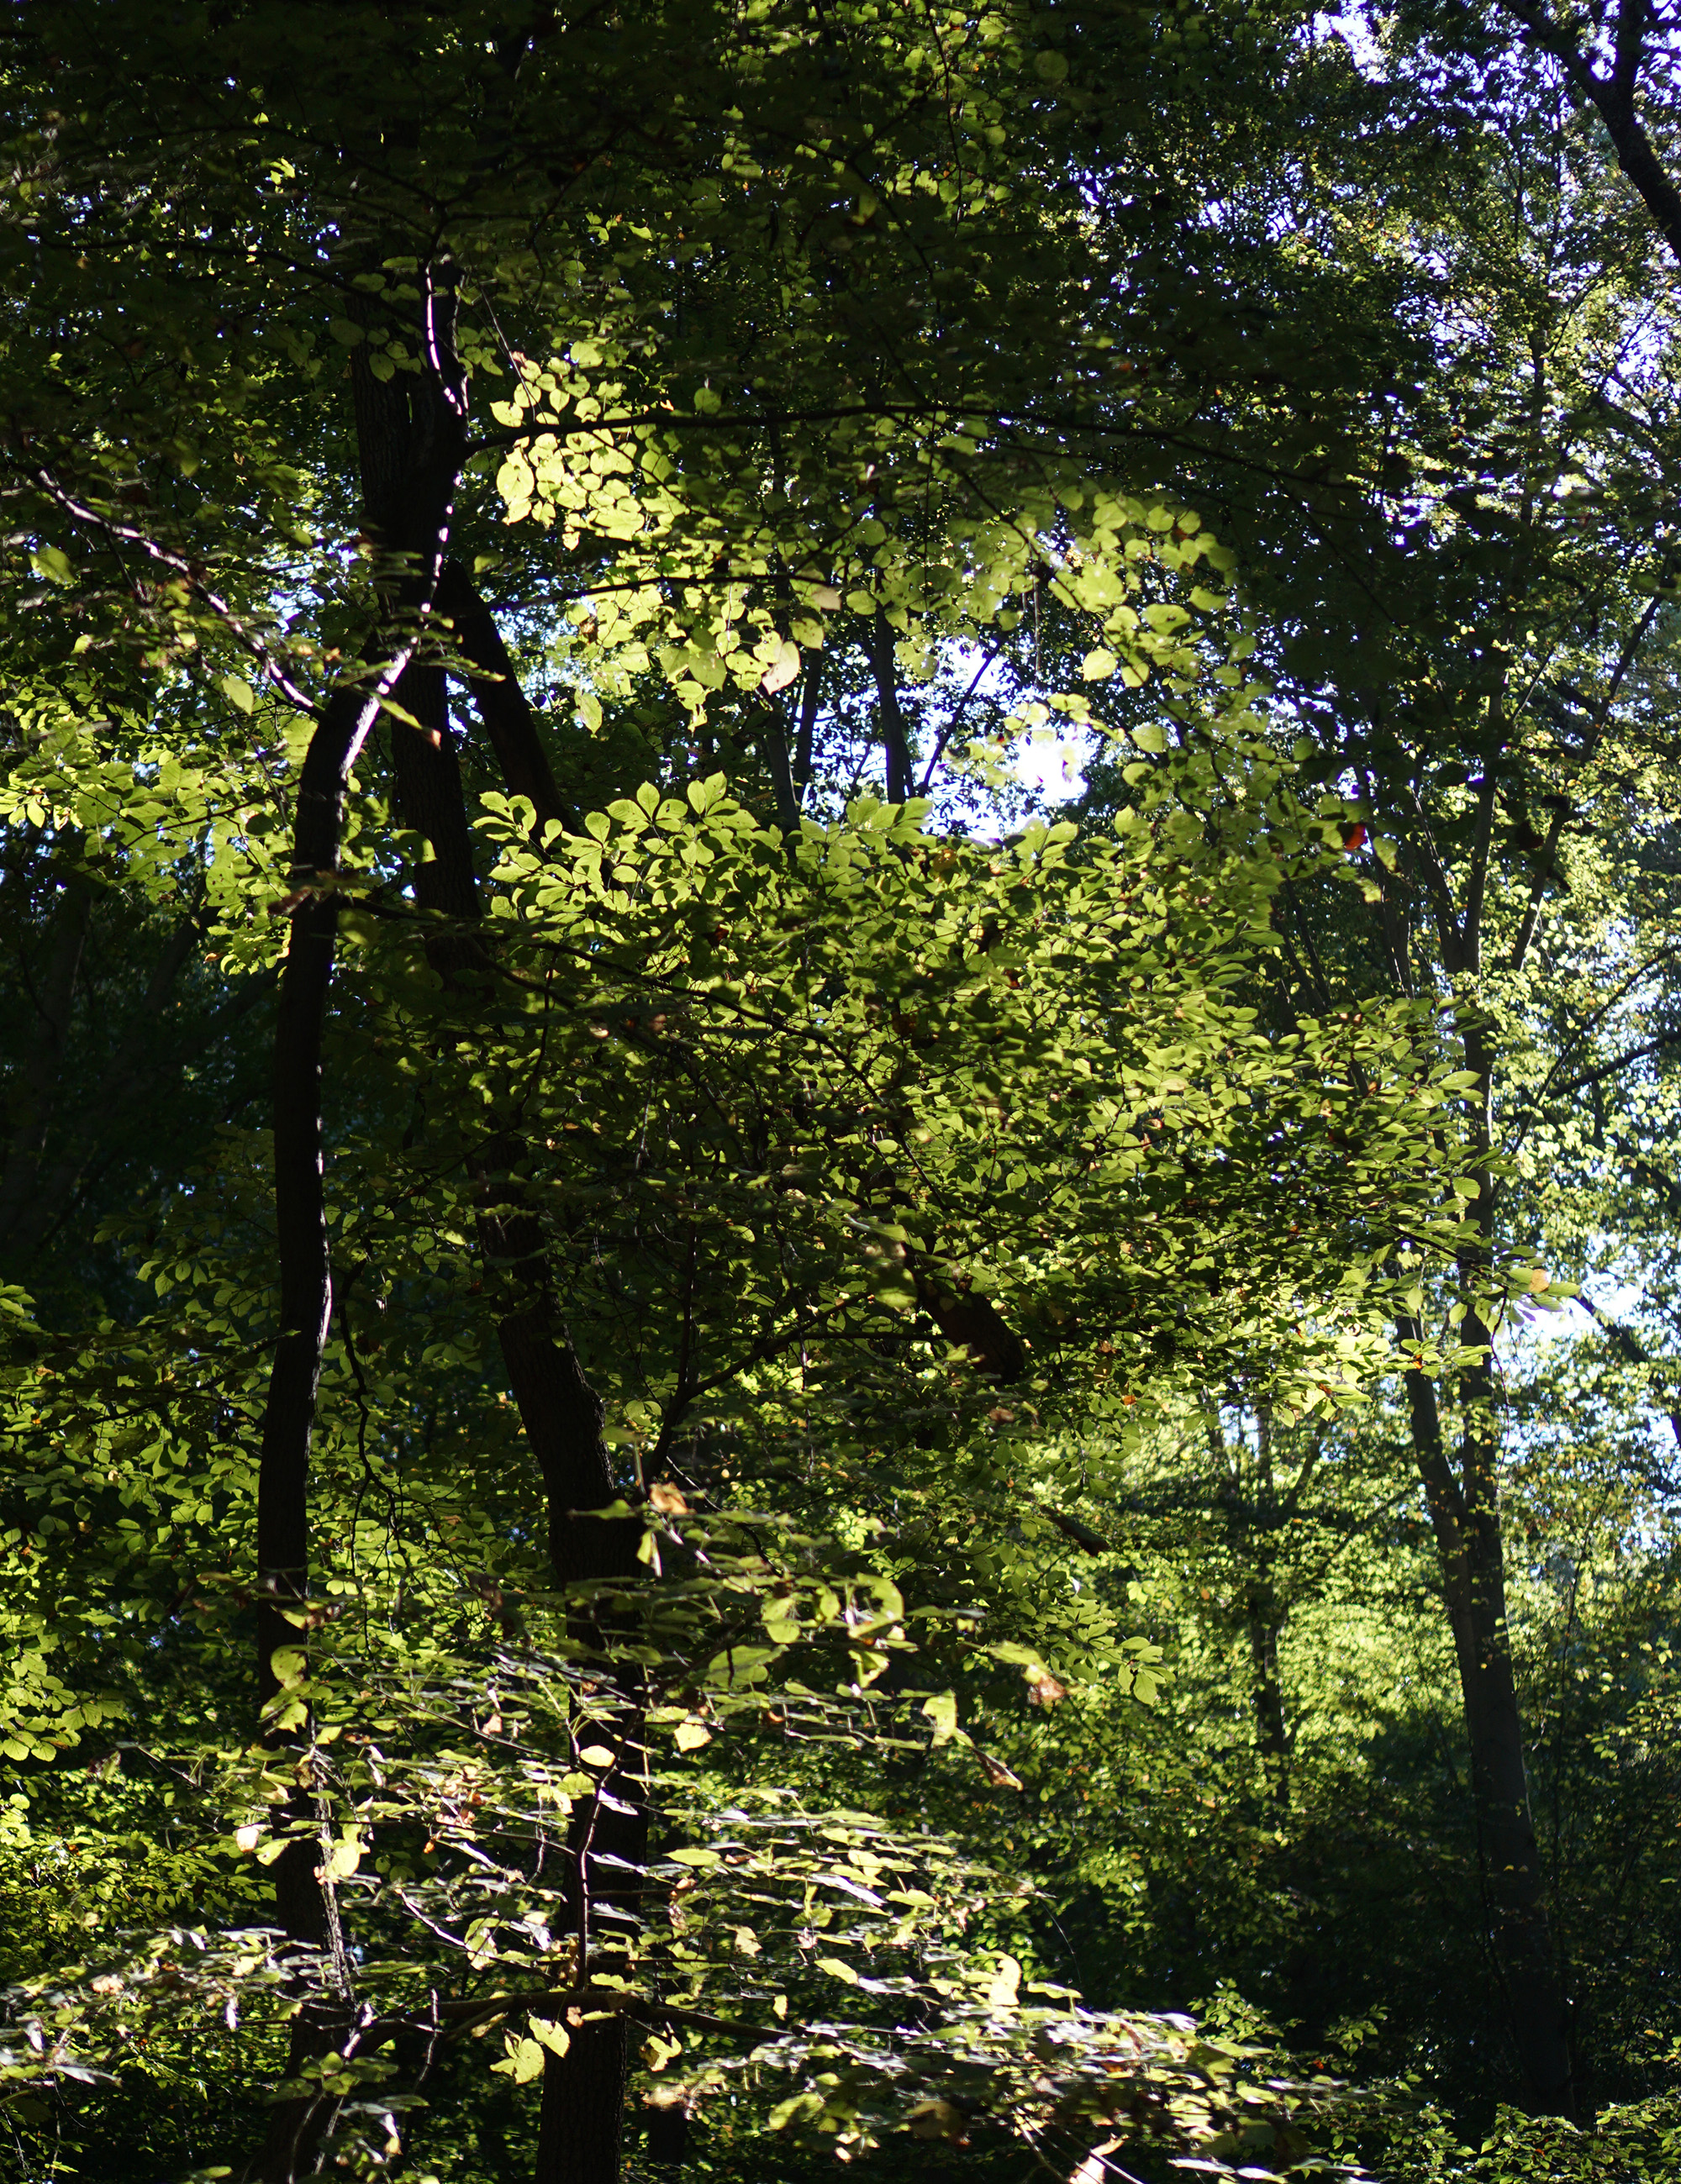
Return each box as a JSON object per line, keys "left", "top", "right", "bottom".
{"left": 536, "top": 2016, "right": 634, "bottom": 2184}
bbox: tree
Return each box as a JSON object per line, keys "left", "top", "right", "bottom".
{"left": 0, "top": 3, "right": 1479, "bottom": 2180}
{"left": 1057, "top": 10, "right": 1681, "bottom": 2112}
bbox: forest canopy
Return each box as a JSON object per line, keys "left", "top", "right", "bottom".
{"left": 3, "top": 3, "right": 1681, "bottom": 2181}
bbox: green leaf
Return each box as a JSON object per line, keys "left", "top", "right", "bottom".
{"left": 922, "top": 1690, "right": 960, "bottom": 1746}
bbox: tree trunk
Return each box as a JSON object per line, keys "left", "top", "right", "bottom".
{"left": 435, "top": 560, "right": 574, "bottom": 833}
{"left": 536, "top": 2013, "right": 634, "bottom": 2184}
{"left": 1246, "top": 1601, "right": 1288, "bottom": 1813}
{"left": 1385, "top": 730, "right": 1575, "bottom": 2117}
{"left": 250, "top": 269, "right": 468, "bottom": 2184}
{"left": 377, "top": 544, "right": 646, "bottom": 2181}
{"left": 1404, "top": 1340, "right": 1575, "bottom": 2115}
{"left": 867, "top": 613, "right": 914, "bottom": 804}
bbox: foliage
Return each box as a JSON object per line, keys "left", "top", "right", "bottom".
{"left": 3, "top": 0, "right": 1681, "bottom": 2181}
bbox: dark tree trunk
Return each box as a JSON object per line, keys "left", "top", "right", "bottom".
{"left": 1389, "top": 766, "right": 1575, "bottom": 2119}
{"left": 251, "top": 680, "right": 404, "bottom": 2184}
{"left": 250, "top": 270, "right": 468, "bottom": 2184}
{"left": 377, "top": 545, "right": 646, "bottom": 2181}
{"left": 793, "top": 653, "right": 822, "bottom": 805}
{"left": 1405, "top": 1334, "right": 1575, "bottom": 2116}
{"left": 435, "top": 560, "right": 574, "bottom": 833}
{"left": 867, "top": 613, "right": 914, "bottom": 805}
{"left": 536, "top": 2014, "right": 633, "bottom": 2184}
{"left": 1246, "top": 1602, "right": 1288, "bottom": 1813}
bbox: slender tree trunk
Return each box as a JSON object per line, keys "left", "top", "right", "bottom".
{"left": 1246, "top": 1600, "right": 1288, "bottom": 1813}
{"left": 756, "top": 693, "right": 800, "bottom": 834}
{"left": 435, "top": 560, "right": 574, "bottom": 832}
{"left": 251, "top": 679, "right": 406, "bottom": 2184}
{"left": 250, "top": 266, "right": 468, "bottom": 2184}
{"left": 377, "top": 541, "right": 646, "bottom": 2181}
{"left": 1387, "top": 720, "right": 1574, "bottom": 2117}
{"left": 1404, "top": 1333, "right": 1574, "bottom": 2115}
{"left": 793, "top": 654, "right": 822, "bottom": 806}
{"left": 1247, "top": 1407, "right": 1288, "bottom": 1813}
{"left": 867, "top": 613, "right": 914, "bottom": 804}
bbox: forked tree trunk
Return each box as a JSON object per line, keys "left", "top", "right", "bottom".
{"left": 249, "top": 274, "right": 468, "bottom": 2184}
